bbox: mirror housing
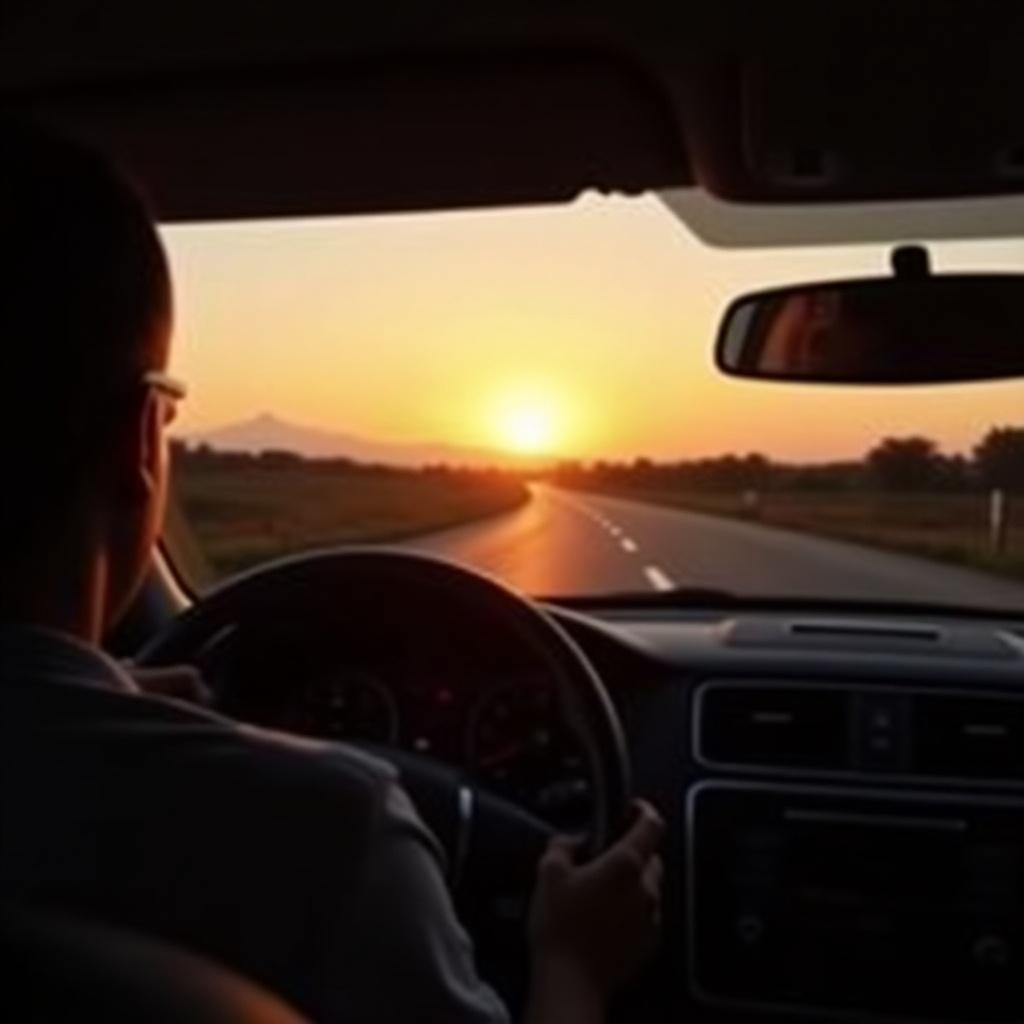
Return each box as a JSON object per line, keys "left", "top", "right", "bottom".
{"left": 716, "top": 247, "right": 1024, "bottom": 385}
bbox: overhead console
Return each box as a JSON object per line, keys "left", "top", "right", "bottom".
{"left": 681, "top": 42, "right": 1024, "bottom": 204}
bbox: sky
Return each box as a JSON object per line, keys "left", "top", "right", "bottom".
{"left": 161, "top": 193, "right": 1024, "bottom": 464}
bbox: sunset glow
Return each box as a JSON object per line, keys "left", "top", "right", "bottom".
{"left": 162, "top": 195, "right": 1024, "bottom": 465}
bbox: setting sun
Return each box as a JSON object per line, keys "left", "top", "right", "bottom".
{"left": 497, "top": 401, "right": 558, "bottom": 454}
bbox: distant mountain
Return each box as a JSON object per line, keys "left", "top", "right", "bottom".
{"left": 182, "top": 413, "right": 509, "bottom": 468}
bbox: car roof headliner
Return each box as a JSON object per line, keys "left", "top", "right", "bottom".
{"left": 5, "top": 2, "right": 1024, "bottom": 245}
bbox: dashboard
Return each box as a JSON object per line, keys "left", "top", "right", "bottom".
{"left": 202, "top": 600, "right": 1024, "bottom": 1022}
{"left": 206, "top": 617, "right": 591, "bottom": 828}
{"left": 558, "top": 604, "right": 1024, "bottom": 1023}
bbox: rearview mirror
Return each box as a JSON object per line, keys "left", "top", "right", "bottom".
{"left": 716, "top": 247, "right": 1024, "bottom": 385}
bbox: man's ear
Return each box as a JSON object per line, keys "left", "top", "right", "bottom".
{"left": 138, "top": 389, "right": 163, "bottom": 496}
{"left": 112, "top": 392, "right": 161, "bottom": 503}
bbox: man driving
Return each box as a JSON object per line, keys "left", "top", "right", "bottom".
{"left": 0, "top": 124, "right": 664, "bottom": 1022}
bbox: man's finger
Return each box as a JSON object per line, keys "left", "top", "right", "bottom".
{"left": 548, "top": 833, "right": 586, "bottom": 855}
{"left": 538, "top": 833, "right": 581, "bottom": 876}
{"left": 126, "top": 665, "right": 212, "bottom": 705}
{"left": 643, "top": 855, "right": 664, "bottom": 899}
{"left": 619, "top": 800, "right": 665, "bottom": 860}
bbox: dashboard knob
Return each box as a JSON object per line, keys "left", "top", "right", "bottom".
{"left": 973, "top": 934, "right": 1011, "bottom": 968}
{"left": 736, "top": 913, "right": 765, "bottom": 947}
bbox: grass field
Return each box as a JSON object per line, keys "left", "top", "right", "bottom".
{"left": 572, "top": 486, "right": 1024, "bottom": 581}
{"left": 170, "top": 462, "right": 528, "bottom": 581}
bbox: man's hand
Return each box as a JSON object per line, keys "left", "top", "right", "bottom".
{"left": 124, "top": 663, "right": 212, "bottom": 705}
{"left": 525, "top": 799, "right": 665, "bottom": 1023}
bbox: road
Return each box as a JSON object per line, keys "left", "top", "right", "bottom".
{"left": 402, "top": 484, "right": 1024, "bottom": 606}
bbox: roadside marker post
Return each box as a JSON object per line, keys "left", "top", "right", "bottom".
{"left": 990, "top": 489, "right": 1008, "bottom": 555}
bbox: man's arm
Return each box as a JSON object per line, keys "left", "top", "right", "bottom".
{"left": 330, "top": 774, "right": 663, "bottom": 1024}
{"left": 328, "top": 780, "right": 511, "bottom": 1024}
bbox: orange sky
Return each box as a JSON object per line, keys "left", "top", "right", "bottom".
{"left": 161, "top": 193, "right": 1024, "bottom": 463}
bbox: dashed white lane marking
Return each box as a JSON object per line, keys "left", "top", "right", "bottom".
{"left": 644, "top": 566, "right": 675, "bottom": 592}
{"left": 549, "top": 491, "right": 643, "bottom": 559}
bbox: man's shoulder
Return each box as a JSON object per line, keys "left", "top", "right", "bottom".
{"left": 6, "top": 675, "right": 400, "bottom": 830}
{"left": 233, "top": 717, "right": 401, "bottom": 807}
{"left": 130, "top": 689, "right": 401, "bottom": 809}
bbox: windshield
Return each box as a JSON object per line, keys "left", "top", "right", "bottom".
{"left": 162, "top": 194, "right": 1024, "bottom": 609}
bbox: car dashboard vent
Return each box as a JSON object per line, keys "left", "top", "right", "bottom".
{"left": 787, "top": 621, "right": 942, "bottom": 642}
{"left": 913, "top": 694, "right": 1024, "bottom": 781}
{"left": 696, "top": 681, "right": 1024, "bottom": 784}
{"left": 697, "top": 684, "right": 849, "bottom": 772}
{"left": 724, "top": 617, "right": 1018, "bottom": 660}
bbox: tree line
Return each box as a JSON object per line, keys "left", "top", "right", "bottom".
{"left": 170, "top": 440, "right": 517, "bottom": 482}
{"left": 549, "top": 427, "right": 1024, "bottom": 494}
{"left": 173, "top": 428, "right": 1024, "bottom": 494}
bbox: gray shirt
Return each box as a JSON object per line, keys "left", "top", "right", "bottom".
{"left": 0, "top": 625, "right": 509, "bottom": 1023}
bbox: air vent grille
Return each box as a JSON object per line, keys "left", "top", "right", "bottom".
{"left": 915, "top": 695, "right": 1024, "bottom": 780}
{"left": 696, "top": 681, "right": 1024, "bottom": 785}
{"left": 699, "top": 685, "right": 849, "bottom": 771}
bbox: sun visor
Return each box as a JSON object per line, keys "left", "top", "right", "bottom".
{"left": 661, "top": 189, "right": 1024, "bottom": 249}
{"left": 13, "top": 54, "right": 689, "bottom": 222}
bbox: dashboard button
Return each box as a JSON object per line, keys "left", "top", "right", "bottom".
{"left": 736, "top": 913, "right": 765, "bottom": 947}
{"left": 856, "top": 694, "right": 909, "bottom": 771}
{"left": 973, "top": 934, "right": 1011, "bottom": 969}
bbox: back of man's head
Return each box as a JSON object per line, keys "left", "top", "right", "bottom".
{"left": 0, "top": 121, "right": 171, "bottom": 557}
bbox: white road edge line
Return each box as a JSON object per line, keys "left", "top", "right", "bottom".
{"left": 644, "top": 566, "right": 675, "bottom": 592}
{"left": 620, "top": 538, "right": 638, "bottom": 553}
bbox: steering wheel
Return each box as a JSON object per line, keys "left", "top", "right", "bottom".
{"left": 137, "top": 549, "right": 631, "bottom": 903}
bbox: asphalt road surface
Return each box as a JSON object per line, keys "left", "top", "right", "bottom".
{"left": 403, "top": 484, "right": 1024, "bottom": 607}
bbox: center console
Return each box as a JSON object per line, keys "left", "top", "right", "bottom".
{"left": 689, "top": 680, "right": 1024, "bottom": 1021}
